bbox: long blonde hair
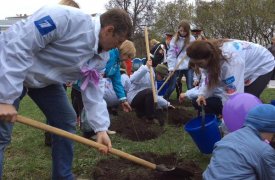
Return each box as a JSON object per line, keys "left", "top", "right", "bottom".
{"left": 174, "top": 20, "right": 191, "bottom": 50}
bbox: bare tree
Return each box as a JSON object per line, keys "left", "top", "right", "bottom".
{"left": 106, "top": 0, "right": 156, "bottom": 34}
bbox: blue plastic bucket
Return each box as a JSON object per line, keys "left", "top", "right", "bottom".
{"left": 156, "top": 80, "right": 168, "bottom": 96}
{"left": 184, "top": 114, "right": 221, "bottom": 154}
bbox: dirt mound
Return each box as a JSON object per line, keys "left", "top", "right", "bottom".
{"left": 110, "top": 111, "right": 164, "bottom": 141}
{"left": 169, "top": 99, "right": 194, "bottom": 108}
{"left": 93, "top": 152, "right": 202, "bottom": 180}
{"left": 109, "top": 99, "right": 197, "bottom": 141}
{"left": 156, "top": 107, "right": 197, "bottom": 127}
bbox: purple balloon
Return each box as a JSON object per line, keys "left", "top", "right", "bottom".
{"left": 222, "top": 93, "right": 262, "bottom": 132}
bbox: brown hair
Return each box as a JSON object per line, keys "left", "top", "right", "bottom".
{"left": 100, "top": 9, "right": 132, "bottom": 39}
{"left": 189, "top": 61, "right": 201, "bottom": 76}
{"left": 187, "top": 39, "right": 230, "bottom": 89}
{"left": 174, "top": 20, "right": 191, "bottom": 50}
{"left": 59, "top": 0, "right": 80, "bottom": 8}
{"left": 119, "top": 40, "right": 136, "bottom": 59}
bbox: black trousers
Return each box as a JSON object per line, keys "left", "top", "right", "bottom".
{"left": 245, "top": 70, "right": 273, "bottom": 97}
{"left": 192, "top": 97, "right": 223, "bottom": 117}
{"left": 131, "top": 88, "right": 155, "bottom": 119}
{"left": 71, "top": 88, "right": 83, "bottom": 117}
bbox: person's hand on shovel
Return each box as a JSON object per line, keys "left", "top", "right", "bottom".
{"left": 146, "top": 58, "right": 153, "bottom": 68}
{"left": 0, "top": 103, "right": 17, "bottom": 122}
{"left": 196, "top": 95, "right": 206, "bottom": 106}
{"left": 96, "top": 131, "right": 112, "bottom": 154}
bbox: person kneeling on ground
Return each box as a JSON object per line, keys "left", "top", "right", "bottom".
{"left": 203, "top": 104, "right": 275, "bottom": 179}
{"left": 82, "top": 69, "right": 131, "bottom": 139}
{"left": 127, "top": 60, "right": 174, "bottom": 126}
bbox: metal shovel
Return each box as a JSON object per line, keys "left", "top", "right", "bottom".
{"left": 16, "top": 115, "right": 193, "bottom": 177}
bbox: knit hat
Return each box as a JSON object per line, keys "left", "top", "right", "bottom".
{"left": 155, "top": 64, "right": 168, "bottom": 77}
{"left": 244, "top": 104, "right": 275, "bottom": 133}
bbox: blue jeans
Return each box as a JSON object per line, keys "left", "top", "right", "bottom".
{"left": 0, "top": 84, "right": 76, "bottom": 180}
{"left": 164, "top": 69, "right": 194, "bottom": 100}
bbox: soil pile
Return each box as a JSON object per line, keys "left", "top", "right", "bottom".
{"left": 93, "top": 152, "right": 202, "bottom": 180}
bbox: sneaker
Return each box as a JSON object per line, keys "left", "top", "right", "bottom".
{"left": 107, "top": 130, "right": 116, "bottom": 135}
{"left": 91, "top": 135, "right": 97, "bottom": 141}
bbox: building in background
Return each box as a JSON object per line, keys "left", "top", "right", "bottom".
{"left": 0, "top": 14, "right": 28, "bottom": 33}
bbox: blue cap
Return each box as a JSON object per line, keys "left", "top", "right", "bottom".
{"left": 244, "top": 104, "right": 275, "bottom": 133}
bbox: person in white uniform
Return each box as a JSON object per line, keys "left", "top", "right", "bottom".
{"left": 0, "top": 4, "right": 132, "bottom": 179}
{"left": 127, "top": 61, "right": 174, "bottom": 126}
{"left": 164, "top": 20, "right": 196, "bottom": 100}
{"left": 186, "top": 39, "right": 275, "bottom": 107}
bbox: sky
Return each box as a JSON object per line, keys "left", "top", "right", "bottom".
{"left": 0, "top": 0, "right": 200, "bottom": 20}
{"left": 0, "top": 0, "right": 109, "bottom": 19}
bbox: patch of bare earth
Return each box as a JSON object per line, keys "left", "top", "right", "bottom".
{"left": 93, "top": 152, "right": 202, "bottom": 180}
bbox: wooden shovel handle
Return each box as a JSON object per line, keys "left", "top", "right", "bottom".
{"left": 157, "top": 54, "right": 187, "bottom": 93}
{"left": 144, "top": 27, "right": 157, "bottom": 104}
{"left": 16, "top": 115, "right": 157, "bottom": 170}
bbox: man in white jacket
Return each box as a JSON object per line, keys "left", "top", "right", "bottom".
{"left": 0, "top": 4, "right": 132, "bottom": 179}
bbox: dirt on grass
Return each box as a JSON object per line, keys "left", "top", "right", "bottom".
{"left": 110, "top": 110, "right": 164, "bottom": 141}
{"left": 109, "top": 99, "right": 197, "bottom": 141}
{"left": 99, "top": 99, "right": 202, "bottom": 179}
{"left": 93, "top": 152, "right": 203, "bottom": 180}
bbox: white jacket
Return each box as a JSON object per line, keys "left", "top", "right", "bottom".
{"left": 0, "top": 5, "right": 110, "bottom": 132}
{"left": 104, "top": 74, "right": 131, "bottom": 107}
{"left": 167, "top": 35, "right": 195, "bottom": 71}
{"left": 127, "top": 65, "right": 170, "bottom": 109}
{"left": 199, "top": 40, "right": 275, "bottom": 103}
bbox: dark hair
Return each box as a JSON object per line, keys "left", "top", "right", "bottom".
{"left": 187, "top": 39, "right": 230, "bottom": 89}
{"left": 100, "top": 9, "right": 132, "bottom": 39}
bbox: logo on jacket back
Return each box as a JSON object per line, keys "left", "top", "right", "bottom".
{"left": 223, "top": 76, "right": 236, "bottom": 94}
{"left": 34, "top": 16, "right": 56, "bottom": 36}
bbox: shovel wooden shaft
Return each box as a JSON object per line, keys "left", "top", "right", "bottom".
{"left": 157, "top": 54, "right": 187, "bottom": 93}
{"left": 16, "top": 115, "right": 157, "bottom": 170}
{"left": 144, "top": 27, "right": 157, "bottom": 104}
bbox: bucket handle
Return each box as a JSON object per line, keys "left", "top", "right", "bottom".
{"left": 201, "top": 104, "right": 205, "bottom": 129}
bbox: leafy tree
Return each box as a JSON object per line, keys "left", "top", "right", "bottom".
{"left": 152, "top": 0, "right": 193, "bottom": 39}
{"left": 193, "top": 0, "right": 274, "bottom": 45}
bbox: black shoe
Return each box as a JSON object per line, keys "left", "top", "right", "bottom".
{"left": 82, "top": 131, "right": 96, "bottom": 139}
{"left": 44, "top": 132, "right": 52, "bottom": 147}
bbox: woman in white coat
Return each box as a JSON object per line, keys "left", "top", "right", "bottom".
{"left": 186, "top": 39, "right": 275, "bottom": 106}
{"left": 164, "top": 20, "right": 196, "bottom": 100}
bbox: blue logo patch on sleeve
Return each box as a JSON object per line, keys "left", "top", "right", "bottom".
{"left": 223, "top": 76, "right": 235, "bottom": 85}
{"left": 232, "top": 42, "right": 241, "bottom": 50}
{"left": 34, "top": 16, "right": 56, "bottom": 36}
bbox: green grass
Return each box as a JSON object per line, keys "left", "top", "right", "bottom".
{"left": 3, "top": 87, "right": 275, "bottom": 179}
